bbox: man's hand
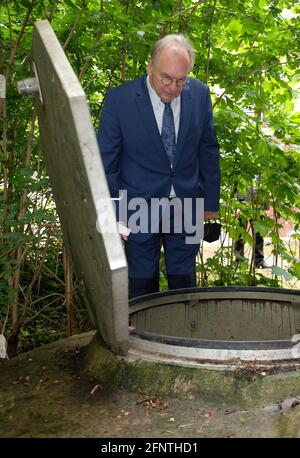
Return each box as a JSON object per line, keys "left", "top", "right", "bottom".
{"left": 204, "top": 211, "right": 219, "bottom": 221}
{"left": 118, "top": 221, "right": 130, "bottom": 240}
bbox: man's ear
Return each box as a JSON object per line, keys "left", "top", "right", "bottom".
{"left": 147, "top": 59, "right": 153, "bottom": 75}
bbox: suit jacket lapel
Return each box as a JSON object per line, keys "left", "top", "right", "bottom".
{"left": 174, "top": 85, "right": 192, "bottom": 168}
{"left": 135, "top": 76, "right": 171, "bottom": 167}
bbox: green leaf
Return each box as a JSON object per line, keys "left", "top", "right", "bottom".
{"left": 270, "top": 266, "right": 294, "bottom": 282}
{"left": 251, "top": 221, "right": 269, "bottom": 237}
{"left": 289, "top": 262, "right": 300, "bottom": 280}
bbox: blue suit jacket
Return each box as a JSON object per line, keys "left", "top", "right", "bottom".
{"left": 97, "top": 75, "right": 220, "bottom": 213}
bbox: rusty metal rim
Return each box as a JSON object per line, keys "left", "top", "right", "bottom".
{"left": 130, "top": 329, "right": 299, "bottom": 350}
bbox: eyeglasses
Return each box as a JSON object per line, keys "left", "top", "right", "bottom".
{"left": 159, "top": 75, "right": 189, "bottom": 88}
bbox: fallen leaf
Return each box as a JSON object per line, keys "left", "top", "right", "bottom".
{"left": 137, "top": 397, "right": 170, "bottom": 411}
{"left": 161, "top": 429, "right": 175, "bottom": 435}
{"left": 178, "top": 423, "right": 193, "bottom": 429}
{"left": 90, "top": 384, "right": 102, "bottom": 395}
{"left": 224, "top": 409, "right": 236, "bottom": 415}
{"left": 36, "top": 379, "right": 47, "bottom": 390}
{"left": 159, "top": 412, "right": 170, "bottom": 417}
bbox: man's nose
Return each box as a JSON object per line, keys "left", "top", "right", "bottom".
{"left": 169, "top": 80, "right": 178, "bottom": 90}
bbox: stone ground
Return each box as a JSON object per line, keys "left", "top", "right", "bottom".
{"left": 0, "top": 332, "right": 300, "bottom": 439}
{"left": 1, "top": 222, "right": 299, "bottom": 441}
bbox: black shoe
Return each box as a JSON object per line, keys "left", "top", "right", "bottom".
{"left": 255, "top": 260, "right": 270, "bottom": 269}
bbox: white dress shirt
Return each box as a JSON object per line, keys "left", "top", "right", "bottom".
{"left": 146, "top": 75, "right": 180, "bottom": 197}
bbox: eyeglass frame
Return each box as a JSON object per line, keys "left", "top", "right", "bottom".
{"left": 158, "top": 73, "right": 189, "bottom": 88}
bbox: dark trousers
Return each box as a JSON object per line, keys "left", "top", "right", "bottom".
{"left": 124, "top": 204, "right": 200, "bottom": 298}
{"left": 125, "top": 233, "right": 199, "bottom": 298}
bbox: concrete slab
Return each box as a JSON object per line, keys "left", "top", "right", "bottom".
{"left": 31, "top": 20, "right": 128, "bottom": 354}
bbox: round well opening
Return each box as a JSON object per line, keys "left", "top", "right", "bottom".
{"left": 129, "top": 287, "right": 300, "bottom": 364}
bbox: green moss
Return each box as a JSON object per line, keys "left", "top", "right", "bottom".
{"left": 276, "top": 405, "right": 300, "bottom": 438}
{"left": 81, "top": 332, "right": 121, "bottom": 387}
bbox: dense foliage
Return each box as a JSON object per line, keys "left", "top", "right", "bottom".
{"left": 1, "top": 0, "right": 300, "bottom": 356}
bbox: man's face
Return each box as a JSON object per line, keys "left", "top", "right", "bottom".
{"left": 147, "top": 47, "right": 190, "bottom": 103}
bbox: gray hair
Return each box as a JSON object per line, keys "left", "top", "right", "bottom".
{"left": 151, "top": 34, "right": 195, "bottom": 72}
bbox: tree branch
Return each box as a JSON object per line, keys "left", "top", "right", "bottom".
{"left": 205, "top": 0, "right": 217, "bottom": 84}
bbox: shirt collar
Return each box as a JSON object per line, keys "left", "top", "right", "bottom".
{"left": 146, "top": 75, "right": 180, "bottom": 110}
{"left": 146, "top": 75, "right": 162, "bottom": 110}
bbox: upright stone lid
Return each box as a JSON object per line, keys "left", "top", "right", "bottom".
{"left": 32, "top": 20, "right": 128, "bottom": 354}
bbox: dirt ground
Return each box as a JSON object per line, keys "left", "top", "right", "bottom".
{"left": 0, "top": 331, "right": 300, "bottom": 439}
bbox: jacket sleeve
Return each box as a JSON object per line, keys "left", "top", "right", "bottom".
{"left": 97, "top": 90, "right": 122, "bottom": 198}
{"left": 198, "top": 87, "right": 220, "bottom": 212}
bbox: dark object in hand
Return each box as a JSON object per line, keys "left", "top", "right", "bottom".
{"left": 203, "top": 221, "right": 221, "bottom": 243}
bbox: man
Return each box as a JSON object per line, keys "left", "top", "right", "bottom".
{"left": 234, "top": 181, "right": 270, "bottom": 269}
{"left": 97, "top": 34, "right": 220, "bottom": 298}
{"left": 234, "top": 217, "right": 269, "bottom": 268}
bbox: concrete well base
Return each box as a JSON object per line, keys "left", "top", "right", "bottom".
{"left": 81, "top": 332, "right": 300, "bottom": 408}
